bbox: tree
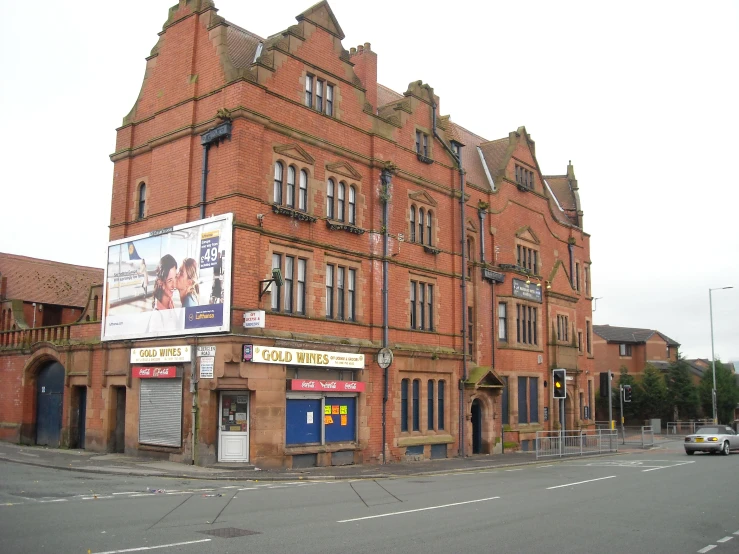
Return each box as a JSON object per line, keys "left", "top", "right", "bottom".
{"left": 639, "top": 364, "right": 668, "bottom": 421}
{"left": 665, "top": 358, "right": 699, "bottom": 421}
{"left": 699, "top": 360, "right": 739, "bottom": 423}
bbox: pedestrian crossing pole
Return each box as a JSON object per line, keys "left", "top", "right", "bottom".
{"left": 607, "top": 370, "right": 614, "bottom": 430}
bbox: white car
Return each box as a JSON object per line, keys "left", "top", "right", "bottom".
{"left": 684, "top": 425, "right": 739, "bottom": 455}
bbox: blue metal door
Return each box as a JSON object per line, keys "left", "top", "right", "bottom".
{"left": 36, "top": 362, "right": 65, "bottom": 447}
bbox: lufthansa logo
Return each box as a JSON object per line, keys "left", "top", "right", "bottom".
{"left": 188, "top": 313, "right": 194, "bottom": 321}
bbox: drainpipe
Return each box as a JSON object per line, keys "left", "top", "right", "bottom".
{"left": 427, "top": 87, "right": 467, "bottom": 457}
{"left": 199, "top": 120, "right": 232, "bottom": 220}
{"left": 380, "top": 167, "right": 392, "bottom": 465}
{"left": 568, "top": 242, "right": 575, "bottom": 287}
{"left": 478, "top": 208, "right": 495, "bottom": 372}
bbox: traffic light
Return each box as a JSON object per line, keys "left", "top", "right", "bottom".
{"left": 623, "top": 385, "right": 632, "bottom": 403}
{"left": 553, "top": 369, "right": 567, "bottom": 399}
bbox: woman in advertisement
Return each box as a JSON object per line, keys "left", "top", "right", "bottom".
{"left": 176, "top": 257, "right": 200, "bottom": 307}
{"left": 146, "top": 254, "right": 181, "bottom": 333}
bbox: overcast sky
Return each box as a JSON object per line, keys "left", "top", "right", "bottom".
{"left": 1, "top": 0, "right": 737, "bottom": 362}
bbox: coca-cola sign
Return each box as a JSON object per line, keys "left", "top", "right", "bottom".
{"left": 289, "top": 379, "right": 365, "bottom": 392}
{"left": 133, "top": 366, "right": 177, "bottom": 379}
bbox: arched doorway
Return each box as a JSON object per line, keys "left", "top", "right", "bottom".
{"left": 36, "top": 362, "right": 64, "bottom": 447}
{"left": 471, "top": 399, "right": 483, "bottom": 454}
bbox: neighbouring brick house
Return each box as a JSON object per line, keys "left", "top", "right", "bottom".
{"left": 593, "top": 325, "right": 680, "bottom": 379}
{"left": 0, "top": 253, "right": 103, "bottom": 447}
{"left": 0, "top": 0, "right": 596, "bottom": 468}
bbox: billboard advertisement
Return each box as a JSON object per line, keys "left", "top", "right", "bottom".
{"left": 102, "top": 214, "right": 233, "bottom": 341}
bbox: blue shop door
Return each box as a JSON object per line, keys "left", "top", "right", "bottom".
{"left": 286, "top": 398, "right": 321, "bottom": 445}
{"left": 36, "top": 362, "right": 65, "bottom": 447}
{"left": 325, "top": 397, "right": 356, "bottom": 443}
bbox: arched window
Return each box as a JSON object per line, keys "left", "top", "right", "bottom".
{"left": 338, "top": 181, "right": 346, "bottom": 221}
{"left": 348, "top": 185, "right": 356, "bottom": 225}
{"left": 409, "top": 206, "right": 416, "bottom": 242}
{"left": 418, "top": 208, "right": 425, "bottom": 244}
{"left": 299, "top": 169, "right": 308, "bottom": 211}
{"left": 426, "top": 210, "right": 432, "bottom": 246}
{"left": 273, "top": 162, "right": 284, "bottom": 204}
{"left": 137, "top": 183, "right": 146, "bottom": 219}
{"left": 286, "top": 165, "right": 296, "bottom": 207}
{"left": 326, "top": 178, "right": 335, "bottom": 219}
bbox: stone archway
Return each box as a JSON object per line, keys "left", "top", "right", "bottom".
{"left": 20, "top": 346, "right": 64, "bottom": 445}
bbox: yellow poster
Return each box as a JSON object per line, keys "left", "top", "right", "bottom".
{"left": 340, "top": 405, "right": 347, "bottom": 415}
{"left": 332, "top": 405, "right": 340, "bottom": 415}
{"left": 341, "top": 415, "right": 347, "bottom": 426}
{"left": 324, "top": 415, "right": 334, "bottom": 425}
{"left": 324, "top": 405, "right": 331, "bottom": 415}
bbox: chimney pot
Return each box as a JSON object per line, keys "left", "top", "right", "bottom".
{"left": 357, "top": 44, "right": 364, "bottom": 52}
{"left": 350, "top": 47, "right": 357, "bottom": 55}
{"left": 364, "top": 42, "right": 371, "bottom": 51}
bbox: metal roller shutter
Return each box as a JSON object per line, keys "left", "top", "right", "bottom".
{"left": 139, "top": 378, "right": 183, "bottom": 447}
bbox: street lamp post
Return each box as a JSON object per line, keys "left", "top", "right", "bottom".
{"left": 709, "top": 286, "right": 733, "bottom": 424}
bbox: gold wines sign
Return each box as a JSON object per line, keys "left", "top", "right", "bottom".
{"left": 252, "top": 346, "right": 364, "bottom": 369}
{"left": 130, "top": 345, "right": 192, "bottom": 364}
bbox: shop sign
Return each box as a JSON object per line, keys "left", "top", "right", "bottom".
{"left": 130, "top": 345, "right": 191, "bottom": 364}
{"left": 289, "top": 379, "right": 366, "bottom": 392}
{"left": 133, "top": 366, "right": 177, "bottom": 378}
{"left": 199, "top": 356, "right": 214, "bottom": 379}
{"left": 243, "top": 310, "right": 266, "bottom": 329}
{"left": 512, "top": 278, "right": 542, "bottom": 303}
{"left": 197, "top": 346, "right": 216, "bottom": 357}
{"left": 253, "top": 346, "right": 364, "bottom": 369}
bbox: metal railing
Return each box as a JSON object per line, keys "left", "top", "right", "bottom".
{"left": 535, "top": 429, "right": 618, "bottom": 459}
{"left": 619, "top": 425, "right": 654, "bottom": 448}
{"left": 666, "top": 421, "right": 714, "bottom": 435}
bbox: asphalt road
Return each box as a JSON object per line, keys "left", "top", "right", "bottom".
{"left": 0, "top": 440, "right": 737, "bottom": 554}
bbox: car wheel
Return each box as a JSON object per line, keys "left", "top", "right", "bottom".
{"left": 686, "top": 450, "right": 695, "bottom": 455}
{"left": 722, "top": 441, "right": 730, "bottom": 456}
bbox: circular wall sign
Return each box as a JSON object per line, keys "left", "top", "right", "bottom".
{"left": 377, "top": 347, "right": 393, "bottom": 369}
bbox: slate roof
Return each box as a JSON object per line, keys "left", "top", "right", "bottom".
{"left": 377, "top": 83, "right": 404, "bottom": 107}
{"left": 593, "top": 324, "right": 680, "bottom": 346}
{"left": 543, "top": 174, "right": 578, "bottom": 225}
{"left": 0, "top": 253, "right": 103, "bottom": 308}
{"left": 226, "top": 23, "right": 263, "bottom": 68}
{"left": 450, "top": 123, "right": 491, "bottom": 191}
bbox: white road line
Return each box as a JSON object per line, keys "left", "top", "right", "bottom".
{"left": 717, "top": 537, "right": 733, "bottom": 543}
{"left": 112, "top": 492, "right": 140, "bottom": 496}
{"left": 547, "top": 475, "right": 616, "bottom": 490}
{"left": 267, "top": 485, "right": 288, "bottom": 489}
{"left": 38, "top": 499, "right": 68, "bottom": 503}
{"left": 698, "top": 546, "right": 717, "bottom": 553}
{"left": 191, "top": 488, "right": 214, "bottom": 492}
{"left": 237, "top": 487, "right": 257, "bottom": 491}
{"left": 337, "top": 496, "right": 500, "bottom": 523}
{"left": 91, "top": 538, "right": 212, "bottom": 554}
{"left": 82, "top": 496, "right": 114, "bottom": 500}
{"left": 505, "top": 469, "right": 523, "bottom": 472}
{"left": 165, "top": 492, "right": 191, "bottom": 495}
{"left": 220, "top": 486, "right": 239, "bottom": 489}
{"left": 537, "top": 465, "right": 554, "bottom": 468}
{"left": 642, "top": 461, "right": 695, "bottom": 472}
{"left": 734, "top": 530, "right": 739, "bottom": 535}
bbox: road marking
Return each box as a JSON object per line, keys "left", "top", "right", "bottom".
{"left": 220, "top": 486, "right": 239, "bottom": 489}
{"left": 113, "top": 492, "right": 140, "bottom": 495}
{"left": 505, "top": 468, "right": 523, "bottom": 472}
{"left": 537, "top": 465, "right": 554, "bottom": 468}
{"left": 38, "top": 499, "right": 68, "bottom": 503}
{"left": 238, "top": 487, "right": 258, "bottom": 491}
{"left": 734, "top": 530, "right": 739, "bottom": 535}
{"left": 547, "top": 475, "right": 616, "bottom": 490}
{"left": 717, "top": 537, "right": 733, "bottom": 543}
{"left": 91, "top": 538, "right": 212, "bottom": 554}
{"left": 642, "top": 461, "right": 695, "bottom": 472}
{"left": 337, "top": 496, "right": 500, "bottom": 523}
{"left": 698, "top": 546, "right": 716, "bottom": 553}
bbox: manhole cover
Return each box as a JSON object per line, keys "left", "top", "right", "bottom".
{"left": 199, "top": 528, "right": 260, "bottom": 539}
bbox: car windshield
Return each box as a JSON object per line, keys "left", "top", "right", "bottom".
{"left": 696, "top": 427, "right": 721, "bottom": 434}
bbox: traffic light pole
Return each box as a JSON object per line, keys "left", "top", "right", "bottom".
{"left": 560, "top": 397, "right": 565, "bottom": 456}
{"left": 619, "top": 385, "right": 625, "bottom": 444}
{"left": 607, "top": 370, "right": 613, "bottom": 430}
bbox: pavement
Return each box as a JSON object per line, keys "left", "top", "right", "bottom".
{"left": 0, "top": 438, "right": 673, "bottom": 482}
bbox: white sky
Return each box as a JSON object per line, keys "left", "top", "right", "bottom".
{"left": 1, "top": 0, "right": 737, "bottom": 362}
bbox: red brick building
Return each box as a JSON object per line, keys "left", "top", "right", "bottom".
{"left": 0, "top": 0, "right": 595, "bottom": 468}
{"left": 0, "top": 253, "right": 103, "bottom": 447}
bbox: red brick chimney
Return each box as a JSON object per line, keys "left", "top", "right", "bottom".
{"left": 350, "top": 42, "right": 377, "bottom": 111}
